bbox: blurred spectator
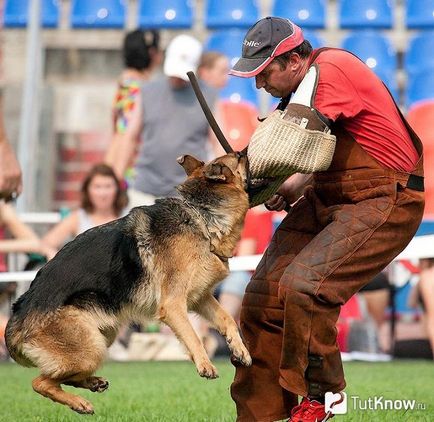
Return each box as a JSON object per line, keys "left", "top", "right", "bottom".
{"left": 110, "top": 34, "right": 218, "bottom": 208}
{"left": 359, "top": 271, "right": 390, "bottom": 329}
{"left": 0, "top": 201, "right": 42, "bottom": 360}
{"left": 345, "top": 271, "right": 391, "bottom": 354}
{"left": 0, "top": 95, "right": 22, "bottom": 202}
{"left": 0, "top": 201, "right": 41, "bottom": 255}
{"left": 408, "top": 258, "right": 434, "bottom": 358}
{"left": 41, "top": 163, "right": 127, "bottom": 260}
{"left": 198, "top": 51, "right": 229, "bottom": 90}
{"left": 105, "top": 29, "right": 161, "bottom": 186}
{"left": 197, "top": 51, "right": 232, "bottom": 157}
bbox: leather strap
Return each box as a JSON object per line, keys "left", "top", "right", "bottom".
{"left": 407, "top": 174, "right": 424, "bottom": 192}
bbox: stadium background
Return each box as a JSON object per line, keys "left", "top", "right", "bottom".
{"left": 0, "top": 0, "right": 433, "bottom": 216}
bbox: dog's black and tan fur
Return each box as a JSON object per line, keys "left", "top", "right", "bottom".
{"left": 5, "top": 152, "right": 252, "bottom": 414}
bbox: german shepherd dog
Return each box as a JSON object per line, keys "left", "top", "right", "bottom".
{"left": 5, "top": 152, "right": 252, "bottom": 414}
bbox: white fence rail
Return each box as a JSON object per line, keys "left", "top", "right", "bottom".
{"left": 18, "top": 212, "right": 61, "bottom": 225}
{"left": 0, "top": 233, "right": 432, "bottom": 283}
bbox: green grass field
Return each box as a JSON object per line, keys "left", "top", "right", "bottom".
{"left": 0, "top": 359, "right": 432, "bottom": 421}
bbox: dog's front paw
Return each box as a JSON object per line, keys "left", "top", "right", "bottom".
{"left": 70, "top": 397, "right": 94, "bottom": 414}
{"left": 197, "top": 360, "right": 219, "bottom": 379}
{"left": 231, "top": 345, "right": 252, "bottom": 367}
{"left": 227, "top": 337, "right": 252, "bottom": 367}
{"left": 225, "top": 327, "right": 252, "bottom": 367}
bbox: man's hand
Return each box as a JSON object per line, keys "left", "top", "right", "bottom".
{"left": 264, "top": 173, "right": 313, "bottom": 212}
{"left": 0, "top": 140, "right": 22, "bottom": 201}
{"left": 265, "top": 193, "right": 287, "bottom": 211}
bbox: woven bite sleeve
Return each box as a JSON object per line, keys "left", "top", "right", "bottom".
{"left": 247, "top": 109, "right": 336, "bottom": 207}
{"left": 248, "top": 110, "right": 336, "bottom": 178}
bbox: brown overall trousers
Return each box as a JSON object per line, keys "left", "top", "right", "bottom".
{"left": 231, "top": 50, "right": 425, "bottom": 422}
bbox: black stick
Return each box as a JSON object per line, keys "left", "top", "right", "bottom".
{"left": 187, "top": 71, "right": 234, "bottom": 153}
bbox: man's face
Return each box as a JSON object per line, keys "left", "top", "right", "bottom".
{"left": 255, "top": 54, "right": 304, "bottom": 98}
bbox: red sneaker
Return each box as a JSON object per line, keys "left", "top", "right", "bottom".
{"left": 290, "top": 397, "right": 333, "bottom": 422}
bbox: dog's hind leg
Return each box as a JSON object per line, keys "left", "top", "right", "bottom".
{"left": 25, "top": 306, "right": 109, "bottom": 413}
{"left": 193, "top": 293, "right": 252, "bottom": 366}
{"left": 64, "top": 376, "right": 109, "bottom": 393}
{"left": 158, "top": 297, "right": 219, "bottom": 379}
{"left": 32, "top": 375, "right": 94, "bottom": 414}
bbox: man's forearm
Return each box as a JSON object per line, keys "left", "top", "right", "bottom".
{"left": 0, "top": 238, "right": 42, "bottom": 254}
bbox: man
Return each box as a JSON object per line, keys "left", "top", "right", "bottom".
{"left": 110, "top": 34, "right": 217, "bottom": 207}
{"left": 229, "top": 17, "right": 424, "bottom": 421}
{"left": 0, "top": 95, "right": 22, "bottom": 201}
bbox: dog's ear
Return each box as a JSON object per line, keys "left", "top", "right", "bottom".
{"left": 205, "top": 163, "right": 234, "bottom": 183}
{"left": 177, "top": 155, "right": 204, "bottom": 175}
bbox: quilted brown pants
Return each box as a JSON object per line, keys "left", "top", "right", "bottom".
{"left": 231, "top": 166, "right": 424, "bottom": 421}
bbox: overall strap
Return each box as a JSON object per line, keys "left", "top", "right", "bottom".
{"left": 308, "top": 47, "right": 333, "bottom": 65}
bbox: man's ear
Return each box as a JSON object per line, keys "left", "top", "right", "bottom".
{"left": 289, "top": 52, "right": 302, "bottom": 71}
{"left": 205, "top": 163, "right": 234, "bottom": 183}
{"left": 177, "top": 155, "right": 204, "bottom": 175}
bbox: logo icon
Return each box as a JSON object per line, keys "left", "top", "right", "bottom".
{"left": 325, "top": 392, "right": 347, "bottom": 414}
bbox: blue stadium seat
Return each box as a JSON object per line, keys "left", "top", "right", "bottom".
{"left": 3, "top": 0, "right": 59, "bottom": 28}
{"left": 415, "top": 220, "right": 434, "bottom": 236}
{"left": 341, "top": 31, "right": 396, "bottom": 74}
{"left": 405, "top": 31, "right": 434, "bottom": 77}
{"left": 205, "top": 0, "right": 259, "bottom": 29}
{"left": 339, "top": 0, "right": 393, "bottom": 29}
{"left": 342, "top": 32, "right": 399, "bottom": 101}
{"left": 272, "top": 0, "right": 326, "bottom": 29}
{"left": 302, "top": 30, "right": 325, "bottom": 49}
{"left": 204, "top": 30, "right": 245, "bottom": 68}
{"left": 406, "top": 0, "right": 434, "bottom": 29}
{"left": 221, "top": 77, "right": 259, "bottom": 107}
{"left": 71, "top": 0, "right": 125, "bottom": 28}
{"left": 138, "top": 0, "right": 193, "bottom": 29}
{"left": 406, "top": 67, "right": 434, "bottom": 107}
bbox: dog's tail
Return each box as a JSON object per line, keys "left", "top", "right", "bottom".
{"left": 5, "top": 315, "right": 36, "bottom": 367}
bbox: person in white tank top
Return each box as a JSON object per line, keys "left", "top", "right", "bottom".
{"left": 41, "top": 164, "right": 128, "bottom": 260}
